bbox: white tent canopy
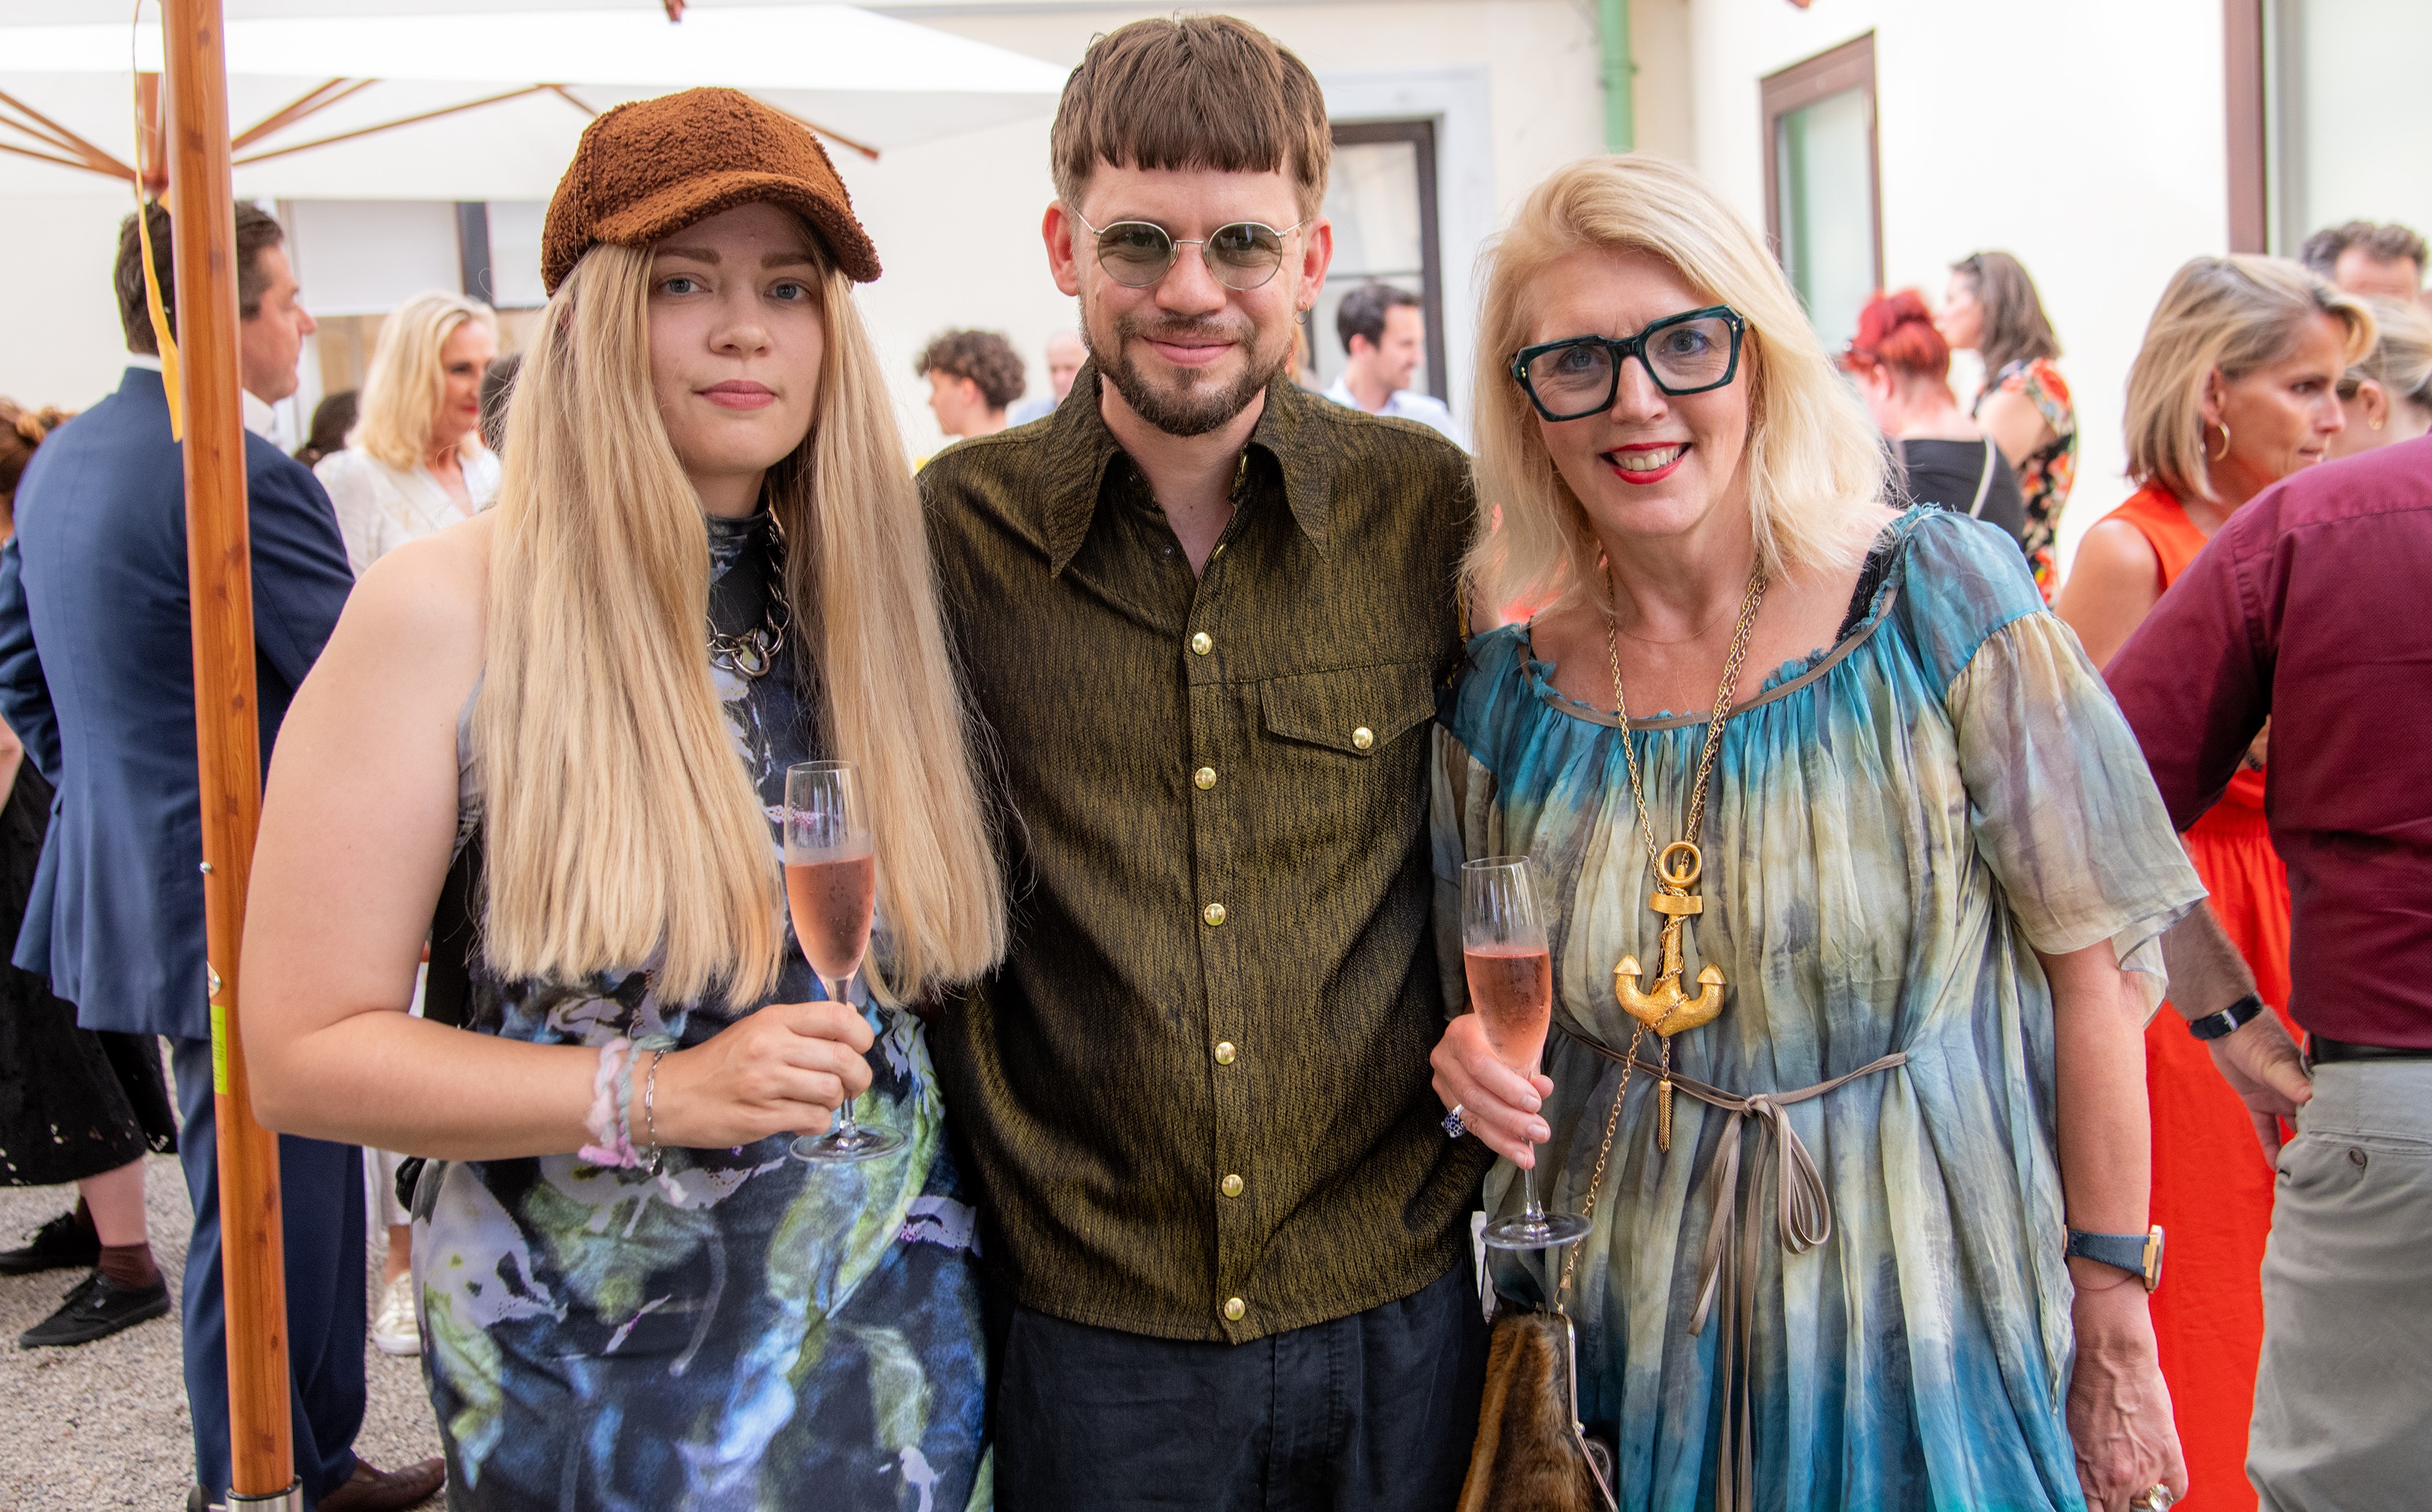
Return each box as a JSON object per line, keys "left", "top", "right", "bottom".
{"left": 0, "top": 5, "right": 1068, "bottom": 198}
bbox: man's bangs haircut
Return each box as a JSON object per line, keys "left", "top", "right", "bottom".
{"left": 1051, "top": 16, "right": 1330, "bottom": 220}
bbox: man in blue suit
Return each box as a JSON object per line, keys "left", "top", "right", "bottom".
{"left": 0, "top": 202, "right": 443, "bottom": 1512}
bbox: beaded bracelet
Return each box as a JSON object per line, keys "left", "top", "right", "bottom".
{"left": 577, "top": 1037, "right": 642, "bottom": 1168}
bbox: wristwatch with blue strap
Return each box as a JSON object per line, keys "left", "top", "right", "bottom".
{"left": 2066, "top": 1225, "right": 2165, "bottom": 1292}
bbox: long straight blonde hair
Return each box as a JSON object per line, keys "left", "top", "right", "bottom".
{"left": 1467, "top": 156, "right": 1885, "bottom": 614}
{"left": 476, "top": 237, "right": 1005, "bottom": 1007}
{"left": 352, "top": 290, "right": 498, "bottom": 472}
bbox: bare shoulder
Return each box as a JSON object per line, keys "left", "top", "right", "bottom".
{"left": 1979, "top": 387, "right": 2057, "bottom": 461}
{"left": 1523, "top": 597, "right": 1603, "bottom": 673}
{"left": 2065, "top": 516, "right": 2159, "bottom": 593}
{"left": 312, "top": 513, "right": 490, "bottom": 712}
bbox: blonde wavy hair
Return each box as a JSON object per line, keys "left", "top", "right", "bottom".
{"left": 2124, "top": 255, "right": 2374, "bottom": 502}
{"left": 476, "top": 237, "right": 1005, "bottom": 1007}
{"left": 352, "top": 290, "right": 498, "bottom": 473}
{"left": 1467, "top": 155, "right": 1884, "bottom": 613}
{"left": 2346, "top": 296, "right": 2432, "bottom": 415}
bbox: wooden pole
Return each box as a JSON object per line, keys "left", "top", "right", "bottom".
{"left": 162, "top": 0, "right": 299, "bottom": 1503}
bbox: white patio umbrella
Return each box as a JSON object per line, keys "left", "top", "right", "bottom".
{"left": 0, "top": 4, "right": 1069, "bottom": 199}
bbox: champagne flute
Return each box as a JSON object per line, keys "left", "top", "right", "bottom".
{"left": 1463, "top": 856, "right": 1590, "bottom": 1251}
{"left": 783, "top": 760, "right": 904, "bottom": 1163}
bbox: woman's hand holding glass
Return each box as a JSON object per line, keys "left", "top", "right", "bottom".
{"left": 1441, "top": 857, "right": 1591, "bottom": 1250}
{"left": 1431, "top": 1016, "right": 1553, "bottom": 1167}
{"left": 634, "top": 1001, "right": 875, "bottom": 1151}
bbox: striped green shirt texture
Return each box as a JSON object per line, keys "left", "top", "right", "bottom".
{"left": 923, "top": 368, "right": 1494, "bottom": 1342}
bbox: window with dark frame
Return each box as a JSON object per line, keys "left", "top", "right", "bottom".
{"left": 1761, "top": 34, "right": 1884, "bottom": 354}
{"left": 1308, "top": 119, "right": 1447, "bottom": 402}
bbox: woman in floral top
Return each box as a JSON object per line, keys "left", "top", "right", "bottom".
{"left": 1943, "top": 252, "right": 2078, "bottom": 598}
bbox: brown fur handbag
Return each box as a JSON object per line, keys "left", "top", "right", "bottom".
{"left": 1454, "top": 1027, "right": 1643, "bottom": 1512}
{"left": 1455, "top": 1307, "right": 1616, "bottom": 1512}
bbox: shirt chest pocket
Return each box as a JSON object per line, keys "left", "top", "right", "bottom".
{"left": 1258, "top": 661, "right": 1437, "bottom": 760}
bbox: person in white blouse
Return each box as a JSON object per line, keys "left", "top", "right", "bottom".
{"left": 311, "top": 290, "right": 498, "bottom": 1358}
{"left": 315, "top": 291, "right": 501, "bottom": 577}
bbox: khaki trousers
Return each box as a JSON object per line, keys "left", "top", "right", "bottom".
{"left": 2249, "top": 1060, "right": 2432, "bottom": 1511}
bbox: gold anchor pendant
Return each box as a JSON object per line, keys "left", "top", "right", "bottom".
{"left": 1614, "top": 841, "right": 1725, "bottom": 1151}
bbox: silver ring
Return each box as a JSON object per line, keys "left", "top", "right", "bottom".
{"left": 1442, "top": 1104, "right": 1467, "bottom": 1139}
{"left": 2133, "top": 1485, "right": 2175, "bottom": 1511}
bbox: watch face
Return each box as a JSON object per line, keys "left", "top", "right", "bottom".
{"left": 2142, "top": 1226, "right": 2165, "bottom": 1292}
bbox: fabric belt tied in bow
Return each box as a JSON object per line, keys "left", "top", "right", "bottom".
{"left": 1565, "top": 1031, "right": 1908, "bottom": 1512}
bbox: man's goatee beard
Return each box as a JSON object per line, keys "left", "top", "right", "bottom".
{"left": 1090, "top": 321, "right": 1288, "bottom": 439}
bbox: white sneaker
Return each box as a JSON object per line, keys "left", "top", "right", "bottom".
{"left": 372, "top": 1272, "right": 420, "bottom": 1357}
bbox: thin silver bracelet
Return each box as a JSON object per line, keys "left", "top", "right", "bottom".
{"left": 642, "top": 1049, "right": 669, "bottom": 1176}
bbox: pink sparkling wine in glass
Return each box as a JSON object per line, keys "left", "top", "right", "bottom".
{"left": 785, "top": 848, "right": 875, "bottom": 986}
{"left": 1465, "top": 946, "right": 1553, "bottom": 1073}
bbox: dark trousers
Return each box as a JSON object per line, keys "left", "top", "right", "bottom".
{"left": 172, "top": 1037, "right": 367, "bottom": 1507}
{"left": 995, "top": 1255, "right": 1488, "bottom": 1511}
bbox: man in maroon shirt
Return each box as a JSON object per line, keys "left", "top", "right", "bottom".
{"left": 2108, "top": 434, "right": 2432, "bottom": 1511}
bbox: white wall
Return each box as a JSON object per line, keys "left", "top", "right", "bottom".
{"left": 1, "top": 193, "right": 150, "bottom": 415}
{"left": 1, "top": 0, "right": 1611, "bottom": 456}
{"left": 863, "top": 0, "right": 1608, "bottom": 452}
{"left": 1687, "top": 0, "right": 2232, "bottom": 573}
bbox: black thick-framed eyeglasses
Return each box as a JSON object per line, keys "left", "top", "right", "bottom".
{"left": 1511, "top": 305, "right": 1746, "bottom": 421}
{"left": 1072, "top": 210, "right": 1310, "bottom": 291}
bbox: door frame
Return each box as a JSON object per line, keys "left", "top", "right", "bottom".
{"left": 1759, "top": 33, "right": 1884, "bottom": 298}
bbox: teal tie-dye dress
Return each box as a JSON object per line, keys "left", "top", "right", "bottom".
{"left": 1432, "top": 509, "right": 2202, "bottom": 1511}
{"left": 413, "top": 513, "right": 991, "bottom": 1511}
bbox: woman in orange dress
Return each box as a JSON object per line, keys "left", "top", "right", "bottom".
{"left": 2060, "top": 255, "right": 2374, "bottom": 1510}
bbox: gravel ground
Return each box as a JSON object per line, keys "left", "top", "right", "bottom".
{"left": 0, "top": 1151, "right": 443, "bottom": 1511}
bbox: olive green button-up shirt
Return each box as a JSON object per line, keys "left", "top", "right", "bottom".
{"left": 923, "top": 369, "right": 1494, "bottom": 1343}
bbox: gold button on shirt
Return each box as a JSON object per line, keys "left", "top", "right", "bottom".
{"left": 921, "top": 365, "right": 1492, "bottom": 1343}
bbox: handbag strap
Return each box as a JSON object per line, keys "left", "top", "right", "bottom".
{"left": 1968, "top": 437, "right": 1997, "bottom": 520}
{"left": 1554, "top": 1023, "right": 1647, "bottom": 1310}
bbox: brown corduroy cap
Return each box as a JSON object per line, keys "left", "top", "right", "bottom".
{"left": 541, "top": 86, "right": 881, "bottom": 294}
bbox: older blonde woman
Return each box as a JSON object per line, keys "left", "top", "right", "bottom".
{"left": 316, "top": 290, "right": 500, "bottom": 576}
{"left": 314, "top": 298, "right": 505, "bottom": 1354}
{"left": 2057, "top": 257, "right": 2372, "bottom": 1512}
{"left": 1428, "top": 155, "right": 2201, "bottom": 1511}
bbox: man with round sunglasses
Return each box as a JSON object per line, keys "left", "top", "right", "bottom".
{"left": 920, "top": 16, "right": 1491, "bottom": 1511}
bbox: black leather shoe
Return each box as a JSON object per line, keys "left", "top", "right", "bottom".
{"left": 0, "top": 1211, "right": 100, "bottom": 1275}
{"left": 18, "top": 1269, "right": 171, "bottom": 1348}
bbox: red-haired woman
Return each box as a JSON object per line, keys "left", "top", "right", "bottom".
{"left": 1843, "top": 290, "right": 2028, "bottom": 548}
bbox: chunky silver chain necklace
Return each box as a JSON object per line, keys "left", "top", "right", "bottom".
{"left": 706, "top": 535, "right": 790, "bottom": 682}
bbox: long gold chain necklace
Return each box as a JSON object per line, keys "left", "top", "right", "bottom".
{"left": 1606, "top": 560, "right": 1767, "bottom": 1152}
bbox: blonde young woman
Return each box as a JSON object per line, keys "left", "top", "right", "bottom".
{"left": 1428, "top": 156, "right": 2201, "bottom": 1511}
{"left": 240, "top": 91, "right": 1004, "bottom": 1507}
{"left": 316, "top": 291, "right": 500, "bottom": 576}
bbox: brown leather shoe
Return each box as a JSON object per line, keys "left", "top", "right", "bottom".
{"left": 318, "top": 1456, "right": 445, "bottom": 1512}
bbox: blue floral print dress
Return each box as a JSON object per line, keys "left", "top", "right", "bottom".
{"left": 1433, "top": 509, "right": 2202, "bottom": 1511}
{"left": 413, "top": 512, "right": 991, "bottom": 1510}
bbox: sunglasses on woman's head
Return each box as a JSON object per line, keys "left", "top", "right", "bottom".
{"left": 1512, "top": 305, "right": 1746, "bottom": 421}
{"left": 1074, "top": 211, "right": 1310, "bottom": 291}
